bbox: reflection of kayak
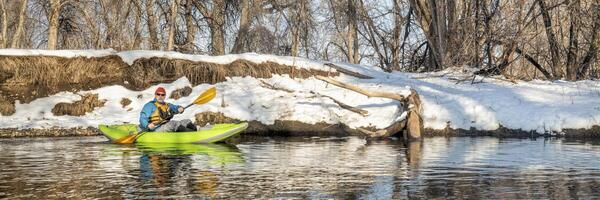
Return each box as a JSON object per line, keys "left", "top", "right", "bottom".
{"left": 136, "top": 143, "right": 244, "bottom": 164}
{"left": 99, "top": 123, "right": 248, "bottom": 143}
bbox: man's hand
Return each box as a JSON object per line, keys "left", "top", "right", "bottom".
{"left": 178, "top": 107, "right": 184, "bottom": 113}
{"left": 148, "top": 123, "right": 156, "bottom": 129}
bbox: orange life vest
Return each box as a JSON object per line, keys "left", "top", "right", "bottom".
{"left": 149, "top": 101, "right": 174, "bottom": 124}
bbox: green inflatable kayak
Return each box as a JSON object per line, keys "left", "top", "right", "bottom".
{"left": 99, "top": 122, "right": 248, "bottom": 144}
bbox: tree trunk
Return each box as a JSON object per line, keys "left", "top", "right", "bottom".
{"left": 409, "top": 0, "right": 444, "bottom": 69}
{"left": 576, "top": 2, "right": 599, "bottom": 79}
{"left": 47, "top": 0, "right": 61, "bottom": 50}
{"left": 391, "top": 0, "right": 403, "bottom": 71}
{"left": 11, "top": 0, "right": 28, "bottom": 48}
{"left": 146, "top": 0, "right": 159, "bottom": 50}
{"left": 0, "top": 0, "right": 7, "bottom": 48}
{"left": 183, "top": 0, "right": 195, "bottom": 52}
{"left": 167, "top": 0, "right": 178, "bottom": 51}
{"left": 131, "top": 1, "right": 142, "bottom": 49}
{"left": 566, "top": 0, "right": 580, "bottom": 81}
{"left": 231, "top": 1, "right": 251, "bottom": 54}
{"left": 291, "top": 25, "right": 300, "bottom": 57}
{"left": 346, "top": 0, "right": 360, "bottom": 64}
{"left": 537, "top": 0, "right": 563, "bottom": 79}
{"left": 209, "top": 1, "right": 226, "bottom": 55}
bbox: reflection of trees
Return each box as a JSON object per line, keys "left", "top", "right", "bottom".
{"left": 398, "top": 138, "right": 600, "bottom": 199}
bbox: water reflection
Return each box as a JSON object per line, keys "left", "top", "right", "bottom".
{"left": 2, "top": 136, "right": 600, "bottom": 199}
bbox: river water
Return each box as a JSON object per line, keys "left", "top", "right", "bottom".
{"left": 1, "top": 136, "right": 600, "bottom": 199}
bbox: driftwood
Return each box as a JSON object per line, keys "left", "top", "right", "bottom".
{"left": 358, "top": 112, "right": 407, "bottom": 137}
{"left": 315, "top": 76, "right": 405, "bottom": 101}
{"left": 315, "top": 75, "right": 423, "bottom": 140}
{"left": 324, "top": 63, "right": 374, "bottom": 79}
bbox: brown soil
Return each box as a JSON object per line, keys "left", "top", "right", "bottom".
{"left": 422, "top": 125, "right": 600, "bottom": 138}
{"left": 423, "top": 127, "right": 541, "bottom": 138}
{"left": 169, "top": 86, "right": 193, "bottom": 100}
{"left": 195, "top": 111, "right": 364, "bottom": 136}
{"left": 0, "top": 127, "right": 100, "bottom": 137}
{"left": 562, "top": 126, "right": 600, "bottom": 138}
{"left": 51, "top": 94, "right": 106, "bottom": 116}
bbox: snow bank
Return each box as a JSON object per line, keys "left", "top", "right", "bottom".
{"left": 1, "top": 49, "right": 599, "bottom": 134}
{"left": 0, "top": 75, "right": 404, "bottom": 130}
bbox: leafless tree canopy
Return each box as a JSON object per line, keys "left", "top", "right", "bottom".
{"left": 0, "top": 0, "right": 598, "bottom": 80}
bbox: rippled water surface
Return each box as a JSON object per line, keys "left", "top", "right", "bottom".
{"left": 2, "top": 136, "right": 600, "bottom": 199}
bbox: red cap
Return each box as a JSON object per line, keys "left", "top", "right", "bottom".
{"left": 155, "top": 87, "right": 166, "bottom": 94}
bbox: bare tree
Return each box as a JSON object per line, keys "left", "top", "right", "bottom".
{"left": 0, "top": 0, "right": 7, "bottom": 48}
{"left": 231, "top": 0, "right": 253, "bottom": 54}
{"left": 46, "top": 0, "right": 65, "bottom": 50}
{"left": 194, "top": 0, "right": 227, "bottom": 55}
{"left": 166, "top": 0, "right": 178, "bottom": 51}
{"left": 328, "top": 0, "right": 360, "bottom": 64}
{"left": 146, "top": 0, "right": 160, "bottom": 50}
{"left": 181, "top": 0, "right": 196, "bottom": 52}
{"left": 10, "top": 0, "right": 28, "bottom": 48}
{"left": 537, "top": 0, "right": 563, "bottom": 79}
{"left": 130, "top": 1, "right": 143, "bottom": 49}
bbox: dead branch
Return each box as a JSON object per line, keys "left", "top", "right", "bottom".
{"left": 310, "top": 91, "right": 369, "bottom": 116}
{"left": 315, "top": 75, "right": 405, "bottom": 101}
{"left": 259, "top": 80, "right": 295, "bottom": 93}
{"left": 324, "top": 63, "right": 373, "bottom": 79}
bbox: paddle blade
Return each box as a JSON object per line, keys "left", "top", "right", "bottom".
{"left": 193, "top": 87, "right": 216, "bottom": 105}
{"left": 115, "top": 134, "right": 137, "bottom": 144}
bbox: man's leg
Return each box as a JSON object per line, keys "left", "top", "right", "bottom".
{"left": 181, "top": 119, "right": 197, "bottom": 131}
{"left": 165, "top": 120, "right": 191, "bottom": 132}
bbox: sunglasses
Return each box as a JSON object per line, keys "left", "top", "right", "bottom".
{"left": 155, "top": 93, "right": 166, "bottom": 96}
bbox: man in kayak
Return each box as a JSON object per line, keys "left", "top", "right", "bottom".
{"left": 139, "top": 87, "right": 197, "bottom": 132}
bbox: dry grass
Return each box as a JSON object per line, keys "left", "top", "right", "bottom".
{"left": 0, "top": 55, "right": 127, "bottom": 107}
{"left": 169, "top": 86, "right": 192, "bottom": 100}
{"left": 120, "top": 98, "right": 132, "bottom": 108}
{"left": 52, "top": 94, "right": 106, "bottom": 116}
{"left": 0, "top": 95, "right": 15, "bottom": 116}
{"left": 127, "top": 58, "right": 337, "bottom": 88}
{"left": 195, "top": 111, "right": 241, "bottom": 126}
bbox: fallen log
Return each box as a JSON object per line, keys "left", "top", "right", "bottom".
{"left": 315, "top": 75, "right": 422, "bottom": 140}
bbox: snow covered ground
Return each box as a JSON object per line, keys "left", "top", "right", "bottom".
{"left": 1, "top": 50, "right": 599, "bottom": 134}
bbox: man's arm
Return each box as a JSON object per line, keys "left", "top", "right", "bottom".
{"left": 169, "top": 103, "right": 184, "bottom": 114}
{"left": 139, "top": 103, "right": 154, "bottom": 129}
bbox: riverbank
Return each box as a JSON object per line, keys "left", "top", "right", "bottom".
{"left": 4, "top": 125, "right": 600, "bottom": 138}
{"left": 1, "top": 49, "right": 599, "bottom": 138}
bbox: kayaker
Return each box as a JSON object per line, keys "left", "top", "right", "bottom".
{"left": 139, "top": 87, "right": 197, "bottom": 132}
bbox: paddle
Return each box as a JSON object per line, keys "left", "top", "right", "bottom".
{"left": 114, "top": 87, "right": 217, "bottom": 144}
